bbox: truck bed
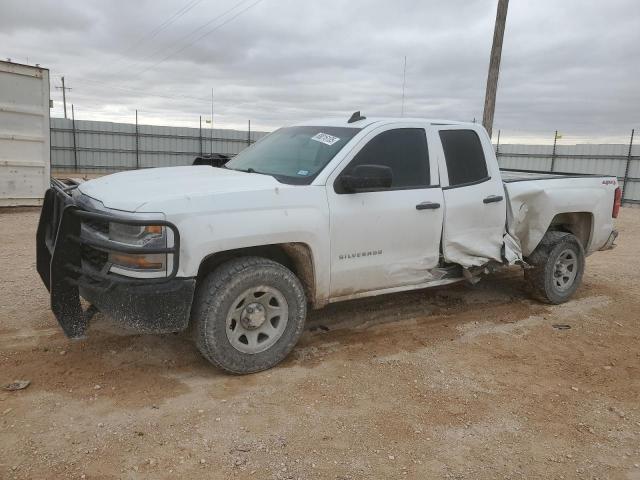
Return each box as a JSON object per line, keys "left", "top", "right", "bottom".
{"left": 499, "top": 168, "right": 618, "bottom": 258}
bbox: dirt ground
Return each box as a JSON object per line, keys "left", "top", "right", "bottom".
{"left": 1, "top": 208, "right": 639, "bottom": 480}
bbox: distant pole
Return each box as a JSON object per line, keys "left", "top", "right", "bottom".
{"left": 496, "top": 129, "right": 501, "bottom": 156}
{"left": 400, "top": 56, "right": 407, "bottom": 117}
{"left": 550, "top": 130, "right": 558, "bottom": 172}
{"left": 210, "top": 88, "right": 214, "bottom": 155}
{"left": 62, "top": 77, "right": 68, "bottom": 120}
{"left": 56, "top": 76, "right": 72, "bottom": 120}
{"left": 247, "top": 119, "right": 251, "bottom": 146}
{"left": 199, "top": 116, "right": 203, "bottom": 156}
{"left": 621, "top": 128, "right": 635, "bottom": 203}
{"left": 135, "top": 109, "right": 139, "bottom": 169}
{"left": 482, "top": 0, "right": 509, "bottom": 139}
{"left": 71, "top": 104, "right": 78, "bottom": 171}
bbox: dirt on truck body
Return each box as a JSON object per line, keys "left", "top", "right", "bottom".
{"left": 1, "top": 207, "right": 639, "bottom": 479}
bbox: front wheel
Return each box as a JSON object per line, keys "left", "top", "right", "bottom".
{"left": 192, "top": 257, "right": 307, "bottom": 374}
{"left": 525, "top": 231, "right": 585, "bottom": 304}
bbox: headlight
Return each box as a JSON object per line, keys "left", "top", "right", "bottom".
{"left": 109, "top": 224, "right": 164, "bottom": 246}
{"left": 108, "top": 223, "right": 168, "bottom": 277}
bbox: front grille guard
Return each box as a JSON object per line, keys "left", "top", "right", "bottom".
{"left": 36, "top": 180, "right": 181, "bottom": 338}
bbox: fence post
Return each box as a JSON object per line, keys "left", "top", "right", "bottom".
{"left": 199, "top": 116, "right": 203, "bottom": 156}
{"left": 135, "top": 110, "right": 139, "bottom": 169}
{"left": 71, "top": 104, "right": 78, "bottom": 171}
{"left": 621, "top": 128, "right": 635, "bottom": 204}
{"left": 247, "top": 119, "right": 251, "bottom": 146}
{"left": 550, "top": 130, "right": 558, "bottom": 172}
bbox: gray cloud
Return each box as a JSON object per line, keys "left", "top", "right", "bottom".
{"left": 1, "top": 0, "right": 638, "bottom": 142}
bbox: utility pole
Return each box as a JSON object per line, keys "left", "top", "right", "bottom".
{"left": 56, "top": 76, "right": 72, "bottom": 119}
{"left": 210, "top": 88, "right": 214, "bottom": 156}
{"left": 135, "top": 110, "right": 139, "bottom": 169}
{"left": 482, "top": 0, "right": 509, "bottom": 139}
{"left": 550, "top": 130, "right": 559, "bottom": 172}
{"left": 621, "top": 129, "right": 635, "bottom": 203}
{"left": 199, "top": 116, "right": 203, "bottom": 156}
{"left": 71, "top": 104, "right": 78, "bottom": 170}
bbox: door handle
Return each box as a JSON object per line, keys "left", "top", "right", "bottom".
{"left": 483, "top": 195, "right": 504, "bottom": 204}
{"left": 416, "top": 201, "right": 441, "bottom": 210}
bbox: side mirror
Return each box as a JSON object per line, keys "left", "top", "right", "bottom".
{"left": 340, "top": 164, "right": 393, "bottom": 193}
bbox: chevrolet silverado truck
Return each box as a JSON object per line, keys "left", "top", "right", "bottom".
{"left": 37, "top": 113, "right": 621, "bottom": 373}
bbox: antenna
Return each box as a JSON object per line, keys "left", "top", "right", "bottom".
{"left": 401, "top": 56, "right": 407, "bottom": 117}
{"left": 210, "top": 87, "right": 214, "bottom": 155}
{"left": 348, "top": 111, "right": 366, "bottom": 123}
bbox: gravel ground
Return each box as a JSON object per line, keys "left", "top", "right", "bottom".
{"left": 1, "top": 207, "right": 639, "bottom": 480}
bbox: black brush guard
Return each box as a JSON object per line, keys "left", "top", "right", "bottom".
{"left": 36, "top": 179, "right": 190, "bottom": 338}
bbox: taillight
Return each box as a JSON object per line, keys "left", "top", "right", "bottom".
{"left": 612, "top": 187, "right": 621, "bottom": 218}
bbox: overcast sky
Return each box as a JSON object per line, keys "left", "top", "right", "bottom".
{"left": 2, "top": 0, "right": 639, "bottom": 142}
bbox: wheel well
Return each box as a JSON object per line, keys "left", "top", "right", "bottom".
{"left": 548, "top": 212, "right": 593, "bottom": 250}
{"left": 196, "top": 243, "right": 316, "bottom": 306}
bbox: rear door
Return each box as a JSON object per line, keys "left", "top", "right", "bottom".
{"left": 435, "top": 126, "right": 506, "bottom": 267}
{"left": 326, "top": 124, "right": 444, "bottom": 297}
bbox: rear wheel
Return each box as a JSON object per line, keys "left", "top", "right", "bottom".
{"left": 192, "top": 257, "right": 307, "bottom": 374}
{"left": 525, "top": 231, "right": 585, "bottom": 304}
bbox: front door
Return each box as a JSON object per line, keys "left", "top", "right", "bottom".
{"left": 326, "top": 125, "right": 444, "bottom": 298}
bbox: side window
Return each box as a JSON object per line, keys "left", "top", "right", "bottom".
{"left": 341, "top": 128, "right": 430, "bottom": 190}
{"left": 439, "top": 129, "right": 489, "bottom": 187}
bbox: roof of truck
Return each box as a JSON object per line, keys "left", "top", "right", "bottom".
{"left": 295, "top": 117, "right": 472, "bottom": 129}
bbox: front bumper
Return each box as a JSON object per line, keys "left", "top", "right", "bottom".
{"left": 36, "top": 180, "right": 195, "bottom": 338}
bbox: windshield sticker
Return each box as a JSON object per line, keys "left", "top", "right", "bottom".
{"left": 297, "top": 170, "right": 309, "bottom": 176}
{"left": 311, "top": 132, "right": 341, "bottom": 146}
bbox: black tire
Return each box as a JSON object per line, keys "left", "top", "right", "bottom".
{"left": 192, "top": 256, "right": 307, "bottom": 374}
{"left": 524, "top": 231, "right": 585, "bottom": 304}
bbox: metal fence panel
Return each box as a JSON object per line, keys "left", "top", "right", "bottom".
{"left": 496, "top": 142, "right": 639, "bottom": 203}
{"left": 50, "top": 118, "right": 267, "bottom": 173}
{"left": 50, "top": 119, "right": 638, "bottom": 203}
{"left": 629, "top": 143, "right": 640, "bottom": 178}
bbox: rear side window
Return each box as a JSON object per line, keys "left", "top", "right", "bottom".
{"left": 439, "top": 129, "right": 488, "bottom": 187}
{"left": 342, "top": 128, "right": 429, "bottom": 189}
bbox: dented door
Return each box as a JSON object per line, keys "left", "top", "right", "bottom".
{"left": 436, "top": 127, "right": 506, "bottom": 267}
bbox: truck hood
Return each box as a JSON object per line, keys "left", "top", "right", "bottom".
{"left": 78, "top": 166, "right": 281, "bottom": 212}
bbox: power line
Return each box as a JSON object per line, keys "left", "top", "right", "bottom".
{"left": 133, "top": 0, "right": 204, "bottom": 48}
{"left": 118, "top": 0, "right": 254, "bottom": 77}
{"left": 132, "top": 0, "right": 264, "bottom": 78}
{"left": 110, "top": 0, "right": 205, "bottom": 74}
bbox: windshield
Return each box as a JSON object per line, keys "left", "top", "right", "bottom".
{"left": 225, "top": 126, "right": 361, "bottom": 185}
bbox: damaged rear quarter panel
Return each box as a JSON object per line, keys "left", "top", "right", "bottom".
{"left": 504, "top": 178, "right": 616, "bottom": 256}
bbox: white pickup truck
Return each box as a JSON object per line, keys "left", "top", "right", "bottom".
{"left": 37, "top": 113, "right": 620, "bottom": 373}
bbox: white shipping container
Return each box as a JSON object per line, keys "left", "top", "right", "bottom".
{"left": 0, "top": 60, "right": 50, "bottom": 206}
